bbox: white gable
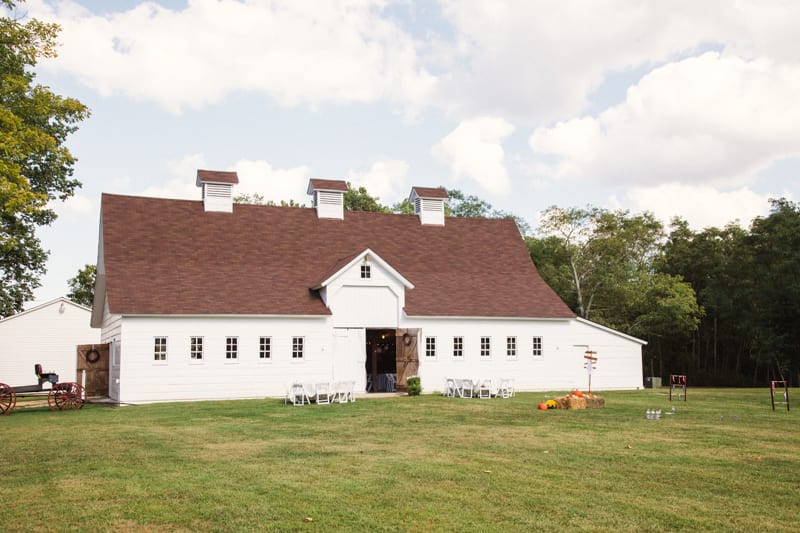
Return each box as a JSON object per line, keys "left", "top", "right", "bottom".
{"left": 313, "top": 249, "right": 413, "bottom": 328}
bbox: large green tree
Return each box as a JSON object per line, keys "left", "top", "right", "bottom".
{"left": 1, "top": 0, "right": 89, "bottom": 316}
{"left": 748, "top": 199, "right": 800, "bottom": 384}
{"left": 529, "top": 205, "right": 700, "bottom": 340}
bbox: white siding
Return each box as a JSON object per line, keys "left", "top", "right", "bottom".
{"left": 403, "top": 316, "right": 644, "bottom": 394}
{"left": 115, "top": 316, "right": 339, "bottom": 403}
{"left": 0, "top": 299, "right": 100, "bottom": 387}
{"left": 100, "top": 294, "right": 121, "bottom": 344}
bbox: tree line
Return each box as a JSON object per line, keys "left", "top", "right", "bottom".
{"left": 527, "top": 200, "right": 800, "bottom": 387}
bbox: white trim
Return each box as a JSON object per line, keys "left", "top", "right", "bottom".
{"left": 120, "top": 313, "right": 329, "bottom": 319}
{"left": 313, "top": 248, "right": 414, "bottom": 290}
{"left": 2, "top": 297, "right": 90, "bottom": 324}
{"left": 404, "top": 314, "right": 573, "bottom": 322}
{"left": 575, "top": 317, "right": 648, "bottom": 345}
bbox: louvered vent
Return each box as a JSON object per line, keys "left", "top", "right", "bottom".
{"left": 318, "top": 191, "right": 341, "bottom": 205}
{"left": 422, "top": 199, "right": 443, "bottom": 212}
{"left": 205, "top": 183, "right": 232, "bottom": 199}
{"left": 412, "top": 194, "right": 445, "bottom": 225}
{"left": 308, "top": 183, "right": 345, "bottom": 219}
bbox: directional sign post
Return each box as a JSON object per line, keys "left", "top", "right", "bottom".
{"left": 583, "top": 351, "right": 598, "bottom": 393}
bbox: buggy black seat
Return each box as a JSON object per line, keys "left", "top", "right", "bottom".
{"left": 35, "top": 363, "right": 59, "bottom": 385}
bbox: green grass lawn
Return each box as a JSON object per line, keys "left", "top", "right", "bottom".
{"left": 1, "top": 388, "right": 798, "bottom": 532}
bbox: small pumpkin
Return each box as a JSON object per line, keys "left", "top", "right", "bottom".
{"left": 572, "top": 389, "right": 584, "bottom": 398}
{"left": 538, "top": 402, "right": 548, "bottom": 410}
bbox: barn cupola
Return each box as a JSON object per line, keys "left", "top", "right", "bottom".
{"left": 307, "top": 178, "right": 347, "bottom": 219}
{"left": 409, "top": 186, "right": 448, "bottom": 225}
{"left": 196, "top": 169, "right": 239, "bottom": 213}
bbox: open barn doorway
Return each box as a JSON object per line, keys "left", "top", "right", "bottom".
{"left": 365, "top": 329, "right": 397, "bottom": 392}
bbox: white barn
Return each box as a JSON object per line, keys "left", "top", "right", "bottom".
{"left": 91, "top": 172, "right": 645, "bottom": 404}
{"left": 0, "top": 297, "right": 100, "bottom": 387}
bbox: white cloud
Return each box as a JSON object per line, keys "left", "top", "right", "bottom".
{"left": 432, "top": 116, "right": 514, "bottom": 195}
{"left": 30, "top": 0, "right": 436, "bottom": 114}
{"left": 138, "top": 156, "right": 311, "bottom": 203}
{"left": 434, "top": 0, "right": 800, "bottom": 122}
{"left": 232, "top": 159, "right": 310, "bottom": 205}
{"left": 48, "top": 193, "right": 94, "bottom": 217}
{"left": 615, "top": 183, "right": 776, "bottom": 230}
{"left": 347, "top": 159, "right": 409, "bottom": 204}
{"left": 168, "top": 153, "right": 207, "bottom": 179}
{"left": 530, "top": 52, "right": 800, "bottom": 188}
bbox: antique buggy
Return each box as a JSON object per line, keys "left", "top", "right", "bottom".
{"left": 0, "top": 364, "right": 85, "bottom": 415}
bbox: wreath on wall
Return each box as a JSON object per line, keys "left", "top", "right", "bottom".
{"left": 85, "top": 349, "right": 100, "bottom": 364}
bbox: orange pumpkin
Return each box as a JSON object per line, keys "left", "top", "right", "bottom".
{"left": 538, "top": 402, "right": 548, "bottom": 410}
{"left": 572, "top": 390, "right": 584, "bottom": 397}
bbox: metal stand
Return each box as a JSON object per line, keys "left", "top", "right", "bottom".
{"left": 770, "top": 380, "right": 789, "bottom": 411}
{"left": 669, "top": 374, "right": 687, "bottom": 401}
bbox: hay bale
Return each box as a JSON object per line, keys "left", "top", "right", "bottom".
{"left": 555, "top": 396, "right": 570, "bottom": 409}
{"left": 584, "top": 396, "right": 605, "bottom": 408}
{"left": 566, "top": 396, "right": 587, "bottom": 409}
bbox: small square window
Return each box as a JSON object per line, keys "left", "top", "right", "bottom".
{"left": 259, "top": 337, "right": 271, "bottom": 359}
{"left": 532, "top": 336, "right": 543, "bottom": 357}
{"left": 507, "top": 336, "right": 517, "bottom": 358}
{"left": 480, "top": 337, "right": 491, "bottom": 358}
{"left": 360, "top": 264, "right": 371, "bottom": 279}
{"left": 453, "top": 336, "right": 463, "bottom": 357}
{"left": 226, "top": 337, "right": 238, "bottom": 359}
{"left": 425, "top": 336, "right": 436, "bottom": 357}
{"left": 292, "top": 337, "right": 304, "bottom": 359}
{"left": 190, "top": 336, "right": 203, "bottom": 360}
{"left": 154, "top": 337, "right": 167, "bottom": 362}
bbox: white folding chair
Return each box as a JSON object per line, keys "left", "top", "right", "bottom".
{"left": 478, "top": 379, "right": 492, "bottom": 399}
{"left": 287, "top": 382, "right": 306, "bottom": 406}
{"left": 461, "top": 379, "right": 474, "bottom": 398}
{"left": 315, "top": 382, "right": 331, "bottom": 405}
{"left": 445, "top": 378, "right": 457, "bottom": 397}
{"left": 346, "top": 381, "right": 356, "bottom": 402}
{"left": 497, "top": 379, "right": 510, "bottom": 399}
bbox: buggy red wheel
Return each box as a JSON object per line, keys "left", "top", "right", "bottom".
{"left": 0, "top": 383, "right": 16, "bottom": 415}
{"left": 48, "top": 382, "right": 85, "bottom": 411}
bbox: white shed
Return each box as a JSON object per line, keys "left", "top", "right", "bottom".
{"left": 0, "top": 298, "right": 100, "bottom": 387}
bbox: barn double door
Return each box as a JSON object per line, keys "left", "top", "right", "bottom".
{"left": 76, "top": 344, "right": 110, "bottom": 397}
{"left": 394, "top": 328, "right": 419, "bottom": 392}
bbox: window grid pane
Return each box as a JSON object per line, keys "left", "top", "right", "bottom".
{"left": 190, "top": 337, "right": 203, "bottom": 360}
{"left": 154, "top": 337, "right": 167, "bottom": 361}
{"left": 259, "top": 337, "right": 271, "bottom": 359}
{"left": 453, "top": 336, "right": 463, "bottom": 357}
{"left": 480, "top": 337, "right": 491, "bottom": 357}
{"left": 532, "top": 336, "right": 543, "bottom": 357}
{"left": 292, "top": 337, "right": 304, "bottom": 359}
{"left": 360, "top": 265, "right": 371, "bottom": 279}
{"left": 507, "top": 336, "right": 516, "bottom": 357}
{"left": 226, "top": 337, "right": 238, "bottom": 359}
{"left": 425, "top": 337, "right": 436, "bottom": 357}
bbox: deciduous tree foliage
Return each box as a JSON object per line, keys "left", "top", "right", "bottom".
{"left": 528, "top": 205, "right": 702, "bottom": 371}
{"left": 66, "top": 263, "right": 95, "bottom": 308}
{"left": 1, "top": 0, "right": 89, "bottom": 316}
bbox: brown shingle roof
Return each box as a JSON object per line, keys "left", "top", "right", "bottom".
{"left": 308, "top": 179, "right": 348, "bottom": 192}
{"left": 411, "top": 186, "right": 449, "bottom": 199}
{"left": 100, "top": 194, "right": 575, "bottom": 318}
{"left": 196, "top": 169, "right": 239, "bottom": 185}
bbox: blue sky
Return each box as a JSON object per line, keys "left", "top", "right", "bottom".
{"left": 12, "top": 0, "right": 800, "bottom": 305}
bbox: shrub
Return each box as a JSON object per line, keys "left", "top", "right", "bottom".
{"left": 406, "top": 376, "right": 422, "bottom": 396}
